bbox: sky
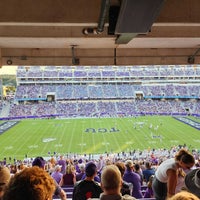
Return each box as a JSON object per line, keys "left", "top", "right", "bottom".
{"left": 0, "top": 66, "right": 17, "bottom": 75}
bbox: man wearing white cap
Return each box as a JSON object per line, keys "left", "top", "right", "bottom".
{"left": 51, "top": 165, "right": 63, "bottom": 184}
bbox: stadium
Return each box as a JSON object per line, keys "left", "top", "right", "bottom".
{"left": 0, "top": 64, "right": 200, "bottom": 160}
{"left": 0, "top": 0, "right": 200, "bottom": 161}
{"left": 0, "top": 1, "right": 200, "bottom": 200}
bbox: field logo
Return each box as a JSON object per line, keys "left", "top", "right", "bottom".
{"left": 85, "top": 127, "right": 120, "bottom": 133}
{"left": 42, "top": 138, "right": 56, "bottom": 143}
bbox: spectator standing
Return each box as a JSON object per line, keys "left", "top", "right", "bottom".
{"left": 99, "top": 164, "right": 136, "bottom": 200}
{"left": 96, "top": 155, "right": 105, "bottom": 173}
{"left": 152, "top": 149, "right": 195, "bottom": 200}
{"left": 73, "top": 162, "right": 103, "bottom": 200}
{"left": 134, "top": 163, "right": 144, "bottom": 186}
{"left": 143, "top": 175, "right": 154, "bottom": 198}
{"left": 142, "top": 161, "right": 155, "bottom": 184}
{"left": 60, "top": 164, "right": 76, "bottom": 186}
{"left": 123, "top": 160, "right": 143, "bottom": 198}
{"left": 58, "top": 155, "right": 66, "bottom": 174}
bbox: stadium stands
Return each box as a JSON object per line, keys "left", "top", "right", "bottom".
{"left": 1, "top": 65, "right": 199, "bottom": 120}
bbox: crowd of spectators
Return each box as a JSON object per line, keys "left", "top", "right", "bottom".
{"left": 1, "top": 65, "right": 199, "bottom": 199}
{"left": 14, "top": 83, "right": 200, "bottom": 100}
{"left": 8, "top": 99, "right": 200, "bottom": 118}
{"left": 16, "top": 65, "right": 200, "bottom": 79}
{"left": 0, "top": 146, "right": 200, "bottom": 200}
{"left": 12, "top": 65, "right": 200, "bottom": 121}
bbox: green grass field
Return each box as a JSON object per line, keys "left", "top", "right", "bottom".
{"left": 0, "top": 116, "right": 199, "bottom": 160}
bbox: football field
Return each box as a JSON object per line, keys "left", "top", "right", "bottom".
{"left": 0, "top": 116, "right": 199, "bottom": 160}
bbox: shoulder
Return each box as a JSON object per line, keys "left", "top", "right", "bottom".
{"left": 133, "top": 172, "right": 140, "bottom": 179}
{"left": 74, "top": 180, "right": 100, "bottom": 188}
{"left": 158, "top": 158, "right": 176, "bottom": 169}
{"left": 93, "top": 181, "right": 101, "bottom": 186}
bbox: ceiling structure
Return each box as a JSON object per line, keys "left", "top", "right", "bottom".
{"left": 0, "top": 0, "right": 200, "bottom": 67}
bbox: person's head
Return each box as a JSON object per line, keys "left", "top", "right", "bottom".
{"left": 168, "top": 191, "right": 199, "bottom": 200}
{"left": 134, "top": 163, "right": 140, "bottom": 172}
{"left": 115, "top": 161, "right": 126, "bottom": 177}
{"left": 147, "top": 175, "right": 154, "bottom": 188}
{"left": 66, "top": 164, "right": 75, "bottom": 174}
{"left": 49, "top": 157, "right": 56, "bottom": 166}
{"left": 185, "top": 168, "right": 200, "bottom": 198}
{"left": 54, "top": 165, "right": 62, "bottom": 172}
{"left": 101, "top": 165, "right": 122, "bottom": 194}
{"left": 145, "top": 161, "right": 151, "bottom": 169}
{"left": 85, "top": 162, "right": 97, "bottom": 178}
{"left": 175, "top": 149, "right": 195, "bottom": 170}
{"left": 3, "top": 166, "right": 55, "bottom": 200}
{"left": 32, "top": 157, "right": 46, "bottom": 169}
{"left": 125, "top": 160, "right": 134, "bottom": 171}
{"left": 0, "top": 166, "right": 10, "bottom": 199}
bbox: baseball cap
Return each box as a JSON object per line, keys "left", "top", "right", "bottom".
{"left": 125, "top": 160, "right": 134, "bottom": 168}
{"left": 85, "top": 162, "right": 97, "bottom": 177}
{"left": 54, "top": 165, "right": 62, "bottom": 171}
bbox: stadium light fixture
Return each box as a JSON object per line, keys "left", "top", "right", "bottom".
{"left": 82, "top": 0, "right": 110, "bottom": 35}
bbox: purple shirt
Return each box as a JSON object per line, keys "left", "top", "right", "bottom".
{"left": 123, "top": 169, "right": 143, "bottom": 198}
{"left": 51, "top": 171, "right": 63, "bottom": 184}
{"left": 144, "top": 187, "right": 153, "bottom": 198}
